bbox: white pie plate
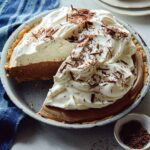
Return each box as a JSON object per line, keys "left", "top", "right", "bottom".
{"left": 95, "top": 0, "right": 150, "bottom": 16}
{"left": 1, "top": 9, "right": 150, "bottom": 129}
{"left": 100, "top": 0, "right": 150, "bottom": 9}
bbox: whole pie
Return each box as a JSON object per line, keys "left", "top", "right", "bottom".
{"left": 5, "top": 7, "right": 148, "bottom": 123}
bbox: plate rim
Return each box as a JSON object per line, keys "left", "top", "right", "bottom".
{"left": 100, "top": 0, "right": 150, "bottom": 9}
{"left": 95, "top": 0, "right": 150, "bottom": 16}
{"left": 1, "top": 8, "right": 150, "bottom": 129}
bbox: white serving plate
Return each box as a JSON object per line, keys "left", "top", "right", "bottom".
{"left": 1, "top": 9, "right": 150, "bottom": 129}
{"left": 100, "top": 0, "right": 150, "bottom": 9}
{"left": 95, "top": 0, "right": 150, "bottom": 16}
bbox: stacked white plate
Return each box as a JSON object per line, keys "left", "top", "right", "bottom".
{"left": 95, "top": 0, "right": 150, "bottom": 16}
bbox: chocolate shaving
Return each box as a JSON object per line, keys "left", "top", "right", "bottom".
{"left": 49, "top": 36, "right": 54, "bottom": 40}
{"left": 31, "top": 32, "right": 38, "bottom": 39}
{"left": 59, "top": 64, "right": 67, "bottom": 73}
{"left": 102, "top": 70, "right": 107, "bottom": 75}
{"left": 90, "top": 52, "right": 103, "bottom": 56}
{"left": 52, "top": 28, "right": 59, "bottom": 34}
{"left": 89, "top": 83, "right": 99, "bottom": 88}
{"left": 70, "top": 72, "right": 75, "bottom": 80}
{"left": 71, "top": 57, "right": 82, "bottom": 62}
{"left": 113, "top": 73, "right": 120, "bottom": 80}
{"left": 68, "top": 35, "right": 88, "bottom": 44}
{"left": 76, "top": 36, "right": 91, "bottom": 47}
{"left": 111, "top": 88, "right": 113, "bottom": 93}
{"left": 125, "top": 76, "right": 130, "bottom": 80}
{"left": 68, "top": 7, "right": 95, "bottom": 24}
{"left": 98, "top": 68, "right": 109, "bottom": 71}
{"left": 102, "top": 83, "right": 107, "bottom": 86}
{"left": 77, "top": 79, "right": 84, "bottom": 82}
{"left": 116, "top": 71, "right": 123, "bottom": 78}
{"left": 71, "top": 5, "right": 78, "bottom": 12}
{"left": 65, "top": 62, "right": 73, "bottom": 66}
{"left": 66, "top": 14, "right": 68, "bottom": 22}
{"left": 46, "top": 28, "right": 58, "bottom": 37}
{"left": 92, "top": 74, "right": 101, "bottom": 82}
{"left": 32, "top": 28, "right": 57, "bottom": 41}
{"left": 104, "top": 27, "right": 128, "bottom": 39}
{"left": 88, "top": 35, "right": 96, "bottom": 40}
{"left": 84, "top": 21, "right": 93, "bottom": 30}
{"left": 67, "top": 36, "right": 78, "bottom": 43}
{"left": 91, "top": 94, "right": 95, "bottom": 103}
{"left": 77, "top": 37, "right": 86, "bottom": 43}
{"left": 106, "top": 80, "right": 116, "bottom": 84}
{"left": 96, "top": 43, "right": 100, "bottom": 49}
{"left": 88, "top": 74, "right": 100, "bottom": 88}
{"left": 105, "top": 28, "right": 116, "bottom": 37}
{"left": 123, "top": 83, "right": 128, "bottom": 87}
{"left": 87, "top": 47, "right": 92, "bottom": 52}
{"left": 120, "top": 60, "right": 128, "bottom": 65}
{"left": 108, "top": 47, "right": 113, "bottom": 58}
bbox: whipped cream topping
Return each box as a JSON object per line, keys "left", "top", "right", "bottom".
{"left": 44, "top": 7, "right": 137, "bottom": 110}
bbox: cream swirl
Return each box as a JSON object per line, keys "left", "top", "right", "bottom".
{"left": 44, "top": 7, "right": 137, "bottom": 110}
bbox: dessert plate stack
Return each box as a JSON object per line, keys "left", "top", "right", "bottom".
{"left": 95, "top": 0, "right": 150, "bottom": 16}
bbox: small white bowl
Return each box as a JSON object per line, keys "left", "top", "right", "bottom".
{"left": 114, "top": 113, "right": 150, "bottom": 150}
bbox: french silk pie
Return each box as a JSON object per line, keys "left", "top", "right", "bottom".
{"left": 5, "top": 7, "right": 148, "bottom": 123}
